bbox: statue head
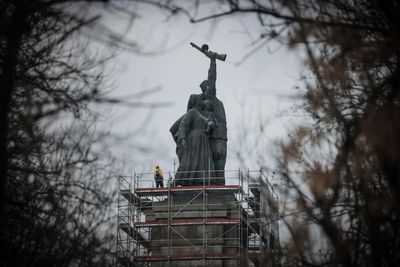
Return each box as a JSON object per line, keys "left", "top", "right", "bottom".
{"left": 199, "top": 80, "right": 209, "bottom": 93}
{"left": 200, "top": 80, "right": 216, "bottom": 96}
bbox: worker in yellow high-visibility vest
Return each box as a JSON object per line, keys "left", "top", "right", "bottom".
{"left": 154, "top": 165, "right": 164, "bottom": 188}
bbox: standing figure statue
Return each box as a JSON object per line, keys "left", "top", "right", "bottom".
{"left": 174, "top": 100, "right": 217, "bottom": 186}
{"left": 170, "top": 43, "right": 228, "bottom": 185}
{"left": 189, "top": 43, "right": 227, "bottom": 184}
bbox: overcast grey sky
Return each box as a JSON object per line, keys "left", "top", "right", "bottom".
{"left": 98, "top": 3, "right": 303, "bottom": 176}
{"left": 86, "top": 1, "right": 323, "bottom": 249}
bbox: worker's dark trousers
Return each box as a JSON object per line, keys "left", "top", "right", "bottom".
{"left": 155, "top": 180, "right": 164, "bottom": 188}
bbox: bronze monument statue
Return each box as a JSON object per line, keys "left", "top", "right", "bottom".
{"left": 170, "top": 43, "right": 227, "bottom": 185}
{"left": 174, "top": 100, "right": 217, "bottom": 186}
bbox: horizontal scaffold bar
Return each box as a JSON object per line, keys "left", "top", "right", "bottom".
{"left": 134, "top": 253, "right": 239, "bottom": 261}
{"left": 134, "top": 218, "right": 240, "bottom": 227}
{"left": 135, "top": 185, "right": 241, "bottom": 196}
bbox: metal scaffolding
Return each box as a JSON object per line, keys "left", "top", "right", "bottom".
{"left": 116, "top": 170, "right": 280, "bottom": 267}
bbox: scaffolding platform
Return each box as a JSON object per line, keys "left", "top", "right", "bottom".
{"left": 116, "top": 170, "right": 281, "bottom": 267}
{"left": 134, "top": 218, "right": 240, "bottom": 227}
{"left": 134, "top": 253, "right": 240, "bottom": 262}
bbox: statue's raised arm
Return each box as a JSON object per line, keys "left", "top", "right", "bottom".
{"left": 190, "top": 42, "right": 227, "bottom": 96}
{"left": 207, "top": 55, "right": 216, "bottom": 92}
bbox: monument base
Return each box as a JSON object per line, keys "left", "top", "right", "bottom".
{"left": 147, "top": 190, "right": 242, "bottom": 267}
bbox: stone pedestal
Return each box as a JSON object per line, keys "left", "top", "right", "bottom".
{"left": 148, "top": 190, "right": 241, "bottom": 266}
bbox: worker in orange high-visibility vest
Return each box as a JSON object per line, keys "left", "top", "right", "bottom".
{"left": 154, "top": 165, "right": 164, "bottom": 188}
